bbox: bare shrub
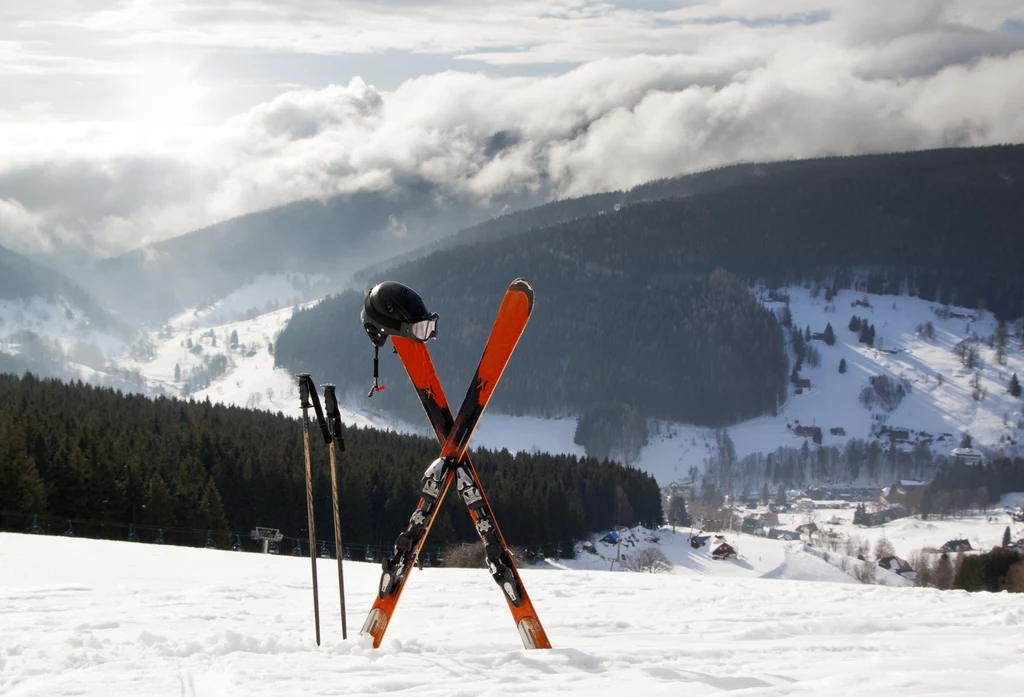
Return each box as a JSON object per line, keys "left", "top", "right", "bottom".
{"left": 854, "top": 560, "right": 877, "bottom": 584}
{"left": 909, "top": 551, "right": 935, "bottom": 587}
{"left": 873, "top": 537, "right": 895, "bottom": 561}
{"left": 620, "top": 547, "right": 672, "bottom": 573}
{"left": 508, "top": 545, "right": 533, "bottom": 567}
{"left": 442, "top": 542, "right": 486, "bottom": 568}
{"left": 1002, "top": 560, "right": 1024, "bottom": 593}
{"left": 843, "top": 534, "right": 870, "bottom": 559}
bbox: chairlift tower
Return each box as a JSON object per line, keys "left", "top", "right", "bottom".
{"left": 251, "top": 526, "right": 284, "bottom": 554}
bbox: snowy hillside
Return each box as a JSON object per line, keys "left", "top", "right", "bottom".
{"left": 638, "top": 286, "right": 1024, "bottom": 486}
{"left": 5, "top": 532, "right": 1024, "bottom": 696}
{"left": 0, "top": 295, "right": 134, "bottom": 383}
{"left": 118, "top": 279, "right": 1024, "bottom": 487}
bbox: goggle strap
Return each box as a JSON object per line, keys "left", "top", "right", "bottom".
{"left": 367, "top": 344, "right": 385, "bottom": 398}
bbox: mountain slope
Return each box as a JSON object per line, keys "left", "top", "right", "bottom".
{"left": 275, "top": 145, "right": 1024, "bottom": 445}
{"left": 0, "top": 243, "right": 138, "bottom": 384}
{"left": 87, "top": 185, "right": 542, "bottom": 323}
{"left": 356, "top": 144, "right": 1024, "bottom": 285}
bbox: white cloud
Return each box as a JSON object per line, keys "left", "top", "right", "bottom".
{"left": 0, "top": 0, "right": 1023, "bottom": 258}
{"left": 0, "top": 198, "right": 47, "bottom": 253}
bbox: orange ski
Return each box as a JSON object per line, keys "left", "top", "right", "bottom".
{"left": 360, "top": 279, "right": 549, "bottom": 649}
{"left": 391, "top": 336, "right": 551, "bottom": 649}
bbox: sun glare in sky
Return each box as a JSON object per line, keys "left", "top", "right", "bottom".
{"left": 128, "top": 62, "right": 205, "bottom": 125}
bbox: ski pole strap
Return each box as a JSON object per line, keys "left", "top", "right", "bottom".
{"left": 300, "top": 375, "right": 333, "bottom": 445}
{"left": 368, "top": 345, "right": 385, "bottom": 397}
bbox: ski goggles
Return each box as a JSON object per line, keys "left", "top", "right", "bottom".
{"left": 406, "top": 314, "right": 438, "bottom": 342}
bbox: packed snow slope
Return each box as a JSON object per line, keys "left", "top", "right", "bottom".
{"left": 119, "top": 278, "right": 1024, "bottom": 486}
{"left": 4, "top": 533, "right": 1024, "bottom": 697}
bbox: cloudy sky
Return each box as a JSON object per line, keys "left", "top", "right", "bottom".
{"left": 2, "top": 0, "right": 1024, "bottom": 259}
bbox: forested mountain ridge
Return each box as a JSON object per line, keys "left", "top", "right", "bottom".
{"left": 355, "top": 144, "right": 1024, "bottom": 288}
{"left": 275, "top": 145, "right": 1024, "bottom": 459}
{"left": 0, "top": 373, "right": 662, "bottom": 553}
{"left": 87, "top": 185, "right": 540, "bottom": 323}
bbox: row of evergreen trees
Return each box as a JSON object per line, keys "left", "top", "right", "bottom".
{"left": 277, "top": 268, "right": 789, "bottom": 436}
{"left": 0, "top": 373, "right": 662, "bottom": 552}
{"left": 902, "top": 458, "right": 1024, "bottom": 518}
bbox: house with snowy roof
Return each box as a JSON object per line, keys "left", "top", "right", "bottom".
{"left": 877, "top": 556, "right": 917, "bottom": 581}
{"left": 950, "top": 448, "right": 985, "bottom": 466}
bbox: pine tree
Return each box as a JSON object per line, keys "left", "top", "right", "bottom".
{"left": 781, "top": 302, "right": 793, "bottom": 328}
{"left": 198, "top": 478, "right": 229, "bottom": 533}
{"left": 1003, "top": 526, "right": 1012, "bottom": 548}
{"left": 668, "top": 495, "right": 691, "bottom": 528}
{"left": 804, "top": 326, "right": 811, "bottom": 342}
{"left": 174, "top": 364, "right": 181, "bottom": 382}
{"left": 230, "top": 330, "right": 239, "bottom": 348}
{"left": 142, "top": 474, "right": 176, "bottom": 528}
{"left": 823, "top": 322, "right": 835, "bottom": 346}
{"left": 1010, "top": 373, "right": 1022, "bottom": 398}
{"left": 790, "top": 365, "right": 800, "bottom": 385}
{"left": 849, "top": 315, "right": 861, "bottom": 332}
{"left": 935, "top": 553, "right": 953, "bottom": 589}
{"left": 774, "top": 485, "right": 788, "bottom": 507}
{"left": 838, "top": 358, "right": 847, "bottom": 374}
{"left": 760, "top": 482, "right": 770, "bottom": 505}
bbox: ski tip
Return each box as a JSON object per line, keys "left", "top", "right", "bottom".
{"left": 510, "top": 278, "right": 535, "bottom": 314}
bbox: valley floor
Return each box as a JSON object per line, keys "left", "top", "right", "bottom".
{"left": 3, "top": 533, "right": 1023, "bottom": 696}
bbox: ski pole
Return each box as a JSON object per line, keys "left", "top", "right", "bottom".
{"left": 322, "top": 383, "right": 348, "bottom": 639}
{"left": 297, "top": 374, "right": 322, "bottom": 646}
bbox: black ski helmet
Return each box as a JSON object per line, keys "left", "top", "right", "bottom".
{"left": 361, "top": 281, "right": 438, "bottom": 398}
{"left": 361, "top": 281, "right": 438, "bottom": 347}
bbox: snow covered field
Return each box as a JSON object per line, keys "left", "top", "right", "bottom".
{"left": 773, "top": 493, "right": 1024, "bottom": 562}
{"left": 4, "top": 532, "right": 1024, "bottom": 696}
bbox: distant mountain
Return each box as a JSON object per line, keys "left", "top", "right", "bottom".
{"left": 275, "top": 145, "right": 1024, "bottom": 459}
{"left": 0, "top": 244, "right": 124, "bottom": 332}
{"left": 1, "top": 243, "right": 139, "bottom": 385}
{"left": 86, "top": 184, "right": 543, "bottom": 323}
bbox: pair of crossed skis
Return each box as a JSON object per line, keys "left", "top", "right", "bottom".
{"left": 359, "top": 278, "right": 551, "bottom": 650}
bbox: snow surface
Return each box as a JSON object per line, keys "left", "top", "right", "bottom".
{"left": 5, "top": 532, "right": 1024, "bottom": 696}
{"left": 115, "top": 279, "right": 1024, "bottom": 487}
{"left": 167, "top": 273, "right": 331, "bottom": 331}
{"left": 774, "top": 500, "right": 1024, "bottom": 562}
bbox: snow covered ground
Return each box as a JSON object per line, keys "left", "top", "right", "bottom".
{"left": 772, "top": 493, "right": 1024, "bottom": 562}
{"left": 4, "top": 532, "right": 1024, "bottom": 696}
{"left": 111, "top": 280, "right": 1024, "bottom": 487}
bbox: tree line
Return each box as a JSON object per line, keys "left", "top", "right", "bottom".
{"left": 0, "top": 373, "right": 662, "bottom": 555}
{"left": 698, "top": 430, "right": 946, "bottom": 498}
{"left": 276, "top": 269, "right": 789, "bottom": 445}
